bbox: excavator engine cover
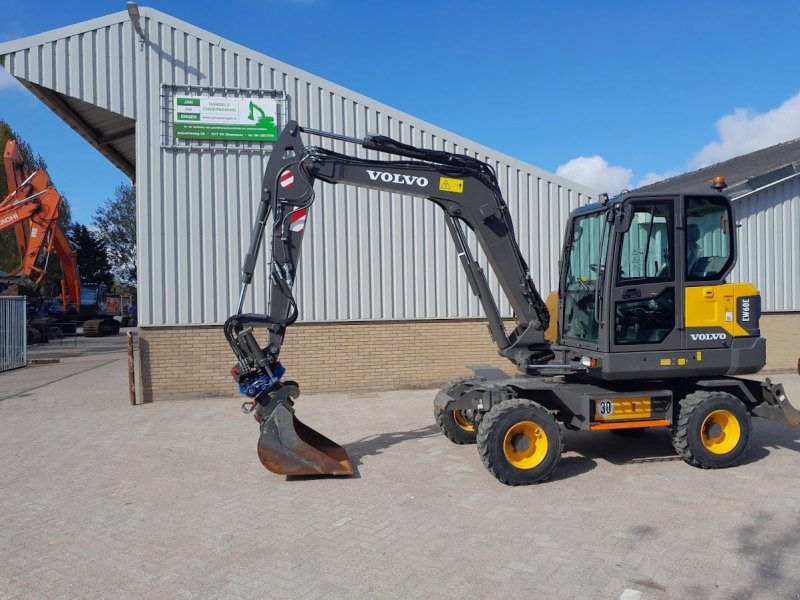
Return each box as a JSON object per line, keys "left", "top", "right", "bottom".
{"left": 255, "top": 386, "right": 353, "bottom": 476}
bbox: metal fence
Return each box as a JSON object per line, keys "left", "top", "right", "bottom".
{"left": 0, "top": 296, "right": 26, "bottom": 371}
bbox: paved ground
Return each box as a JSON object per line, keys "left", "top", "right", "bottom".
{"left": 1, "top": 337, "right": 799, "bottom": 599}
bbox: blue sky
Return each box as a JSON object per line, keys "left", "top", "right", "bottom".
{"left": 1, "top": 0, "right": 799, "bottom": 223}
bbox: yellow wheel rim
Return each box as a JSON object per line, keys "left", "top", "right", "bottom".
{"left": 502, "top": 421, "right": 549, "bottom": 469}
{"left": 452, "top": 410, "right": 477, "bottom": 432}
{"left": 701, "top": 409, "right": 741, "bottom": 455}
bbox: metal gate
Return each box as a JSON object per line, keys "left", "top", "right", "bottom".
{"left": 0, "top": 296, "right": 27, "bottom": 371}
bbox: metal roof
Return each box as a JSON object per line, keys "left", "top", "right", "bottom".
{"left": 636, "top": 138, "right": 800, "bottom": 199}
{"left": 0, "top": 10, "right": 140, "bottom": 178}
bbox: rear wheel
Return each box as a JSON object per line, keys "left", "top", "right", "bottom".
{"left": 435, "top": 406, "right": 478, "bottom": 444}
{"left": 434, "top": 377, "right": 482, "bottom": 444}
{"left": 672, "top": 391, "right": 752, "bottom": 468}
{"left": 477, "top": 398, "right": 563, "bottom": 485}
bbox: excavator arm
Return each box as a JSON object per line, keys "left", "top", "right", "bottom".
{"left": 2, "top": 140, "right": 32, "bottom": 262}
{"left": 226, "top": 121, "right": 552, "bottom": 476}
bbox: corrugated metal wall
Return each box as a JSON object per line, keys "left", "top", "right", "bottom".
{"left": 1, "top": 8, "right": 596, "bottom": 327}
{"left": 731, "top": 175, "right": 800, "bottom": 312}
{"left": 4, "top": 8, "right": 799, "bottom": 320}
{"left": 140, "top": 10, "right": 594, "bottom": 326}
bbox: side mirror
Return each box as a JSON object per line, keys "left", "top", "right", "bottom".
{"left": 612, "top": 203, "right": 633, "bottom": 232}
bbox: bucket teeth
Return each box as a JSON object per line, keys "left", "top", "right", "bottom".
{"left": 257, "top": 403, "right": 353, "bottom": 476}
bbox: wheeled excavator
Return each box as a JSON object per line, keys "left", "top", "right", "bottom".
{"left": 226, "top": 121, "right": 799, "bottom": 485}
{"left": 0, "top": 140, "right": 120, "bottom": 337}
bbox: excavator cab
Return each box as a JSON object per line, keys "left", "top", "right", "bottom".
{"left": 556, "top": 191, "right": 764, "bottom": 381}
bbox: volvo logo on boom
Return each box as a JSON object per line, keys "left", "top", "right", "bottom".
{"left": 366, "top": 169, "right": 428, "bottom": 187}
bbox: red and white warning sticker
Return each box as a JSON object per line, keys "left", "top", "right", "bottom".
{"left": 279, "top": 169, "right": 295, "bottom": 189}
{"left": 288, "top": 208, "right": 308, "bottom": 233}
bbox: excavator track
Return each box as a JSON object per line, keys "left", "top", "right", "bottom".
{"left": 83, "top": 318, "right": 120, "bottom": 337}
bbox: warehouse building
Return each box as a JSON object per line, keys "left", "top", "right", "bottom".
{"left": 1, "top": 8, "right": 796, "bottom": 401}
{"left": 639, "top": 138, "right": 800, "bottom": 372}
{"left": 0, "top": 6, "right": 595, "bottom": 400}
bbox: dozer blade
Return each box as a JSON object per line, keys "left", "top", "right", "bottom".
{"left": 753, "top": 381, "right": 800, "bottom": 427}
{"left": 257, "top": 403, "right": 354, "bottom": 476}
{"left": 753, "top": 395, "right": 800, "bottom": 427}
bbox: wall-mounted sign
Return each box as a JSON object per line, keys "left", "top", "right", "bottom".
{"left": 173, "top": 95, "right": 278, "bottom": 142}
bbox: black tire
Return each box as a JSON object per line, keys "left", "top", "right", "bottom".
{"left": 477, "top": 398, "right": 563, "bottom": 486}
{"left": 434, "top": 376, "right": 482, "bottom": 444}
{"left": 434, "top": 405, "right": 479, "bottom": 444}
{"left": 104, "top": 320, "right": 121, "bottom": 336}
{"left": 671, "top": 391, "right": 752, "bottom": 469}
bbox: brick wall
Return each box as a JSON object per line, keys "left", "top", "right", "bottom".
{"left": 138, "top": 313, "right": 799, "bottom": 401}
{"left": 138, "top": 319, "right": 515, "bottom": 401}
{"left": 758, "top": 313, "right": 799, "bottom": 374}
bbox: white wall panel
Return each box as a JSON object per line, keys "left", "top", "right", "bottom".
{"left": 731, "top": 176, "right": 800, "bottom": 312}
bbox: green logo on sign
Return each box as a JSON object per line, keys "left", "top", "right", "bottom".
{"left": 246, "top": 101, "right": 277, "bottom": 139}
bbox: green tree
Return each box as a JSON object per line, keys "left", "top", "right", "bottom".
{"left": 68, "top": 223, "right": 114, "bottom": 287}
{"left": 93, "top": 182, "right": 136, "bottom": 284}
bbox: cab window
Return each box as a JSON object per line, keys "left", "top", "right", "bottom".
{"left": 618, "top": 202, "right": 673, "bottom": 283}
{"left": 562, "top": 210, "right": 610, "bottom": 344}
{"left": 686, "top": 196, "right": 733, "bottom": 281}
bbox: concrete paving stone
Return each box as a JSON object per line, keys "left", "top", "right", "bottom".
{"left": 2, "top": 342, "right": 800, "bottom": 599}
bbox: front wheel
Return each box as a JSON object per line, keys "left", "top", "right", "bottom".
{"left": 672, "top": 391, "right": 752, "bottom": 469}
{"left": 477, "top": 398, "right": 563, "bottom": 486}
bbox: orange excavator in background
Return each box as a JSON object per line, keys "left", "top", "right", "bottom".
{"left": 1, "top": 139, "right": 80, "bottom": 310}
{"left": 0, "top": 140, "right": 120, "bottom": 337}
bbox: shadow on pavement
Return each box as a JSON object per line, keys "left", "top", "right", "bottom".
{"left": 285, "top": 417, "right": 800, "bottom": 483}
{"left": 288, "top": 424, "right": 601, "bottom": 483}
{"left": 285, "top": 425, "right": 442, "bottom": 482}
{"left": 548, "top": 455, "right": 597, "bottom": 481}
{"left": 565, "top": 428, "right": 679, "bottom": 465}
{"left": 345, "top": 424, "right": 442, "bottom": 469}
{"left": 563, "top": 417, "right": 800, "bottom": 467}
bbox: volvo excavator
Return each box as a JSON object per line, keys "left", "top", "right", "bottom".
{"left": 0, "top": 140, "right": 120, "bottom": 337}
{"left": 226, "top": 121, "right": 799, "bottom": 485}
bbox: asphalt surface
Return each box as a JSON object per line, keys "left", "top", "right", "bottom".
{"left": 1, "top": 335, "right": 799, "bottom": 599}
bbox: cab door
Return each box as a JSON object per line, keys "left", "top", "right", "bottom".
{"left": 609, "top": 199, "right": 682, "bottom": 352}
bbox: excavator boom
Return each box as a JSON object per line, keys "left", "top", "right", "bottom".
{"left": 227, "top": 121, "right": 552, "bottom": 476}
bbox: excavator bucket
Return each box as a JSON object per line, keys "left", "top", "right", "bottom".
{"left": 257, "top": 403, "right": 354, "bottom": 476}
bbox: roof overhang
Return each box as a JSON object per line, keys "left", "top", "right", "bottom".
{"left": 20, "top": 81, "right": 135, "bottom": 180}
{"left": 726, "top": 161, "right": 800, "bottom": 200}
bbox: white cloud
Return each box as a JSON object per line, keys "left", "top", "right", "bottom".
{"left": 692, "top": 91, "right": 800, "bottom": 167}
{"left": 557, "top": 91, "right": 800, "bottom": 194}
{"left": 556, "top": 155, "right": 633, "bottom": 195}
